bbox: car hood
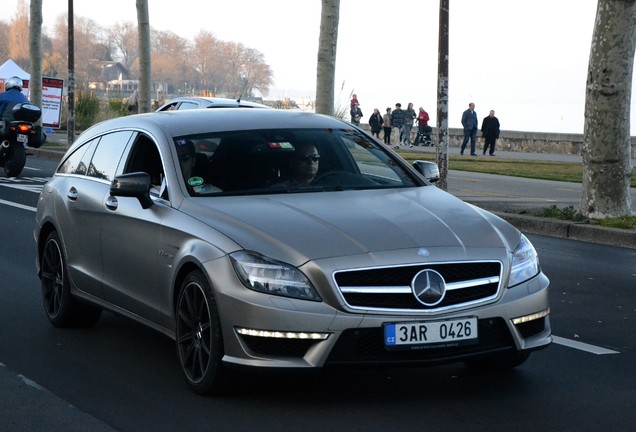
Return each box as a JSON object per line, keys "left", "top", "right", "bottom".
{"left": 181, "top": 187, "right": 521, "bottom": 265}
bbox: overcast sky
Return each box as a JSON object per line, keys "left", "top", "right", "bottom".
{"left": 7, "top": 0, "right": 631, "bottom": 134}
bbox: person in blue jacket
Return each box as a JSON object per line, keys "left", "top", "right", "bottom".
{"left": 0, "top": 76, "right": 29, "bottom": 120}
{"left": 460, "top": 102, "right": 478, "bottom": 156}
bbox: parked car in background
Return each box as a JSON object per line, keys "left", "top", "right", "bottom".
{"left": 155, "top": 96, "right": 269, "bottom": 111}
{"left": 34, "top": 108, "right": 551, "bottom": 395}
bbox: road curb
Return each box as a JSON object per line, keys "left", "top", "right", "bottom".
{"left": 495, "top": 212, "right": 636, "bottom": 250}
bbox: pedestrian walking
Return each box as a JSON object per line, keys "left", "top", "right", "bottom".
{"left": 481, "top": 110, "right": 500, "bottom": 156}
{"left": 390, "top": 103, "right": 405, "bottom": 148}
{"left": 460, "top": 102, "right": 478, "bottom": 156}
{"left": 382, "top": 107, "right": 392, "bottom": 145}
{"left": 350, "top": 103, "right": 363, "bottom": 126}
{"left": 413, "top": 107, "right": 431, "bottom": 146}
{"left": 403, "top": 102, "right": 416, "bottom": 146}
{"left": 368, "top": 108, "right": 383, "bottom": 138}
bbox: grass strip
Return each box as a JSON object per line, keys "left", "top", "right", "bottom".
{"left": 399, "top": 152, "right": 636, "bottom": 187}
{"left": 398, "top": 152, "right": 636, "bottom": 229}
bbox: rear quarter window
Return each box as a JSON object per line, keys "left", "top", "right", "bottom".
{"left": 58, "top": 139, "right": 97, "bottom": 175}
{"left": 86, "top": 131, "right": 134, "bottom": 181}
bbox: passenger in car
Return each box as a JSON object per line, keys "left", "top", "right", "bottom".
{"left": 176, "top": 139, "right": 196, "bottom": 180}
{"left": 275, "top": 144, "right": 320, "bottom": 187}
{"left": 176, "top": 139, "right": 222, "bottom": 194}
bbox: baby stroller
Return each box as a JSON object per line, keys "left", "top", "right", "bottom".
{"left": 412, "top": 125, "right": 433, "bottom": 147}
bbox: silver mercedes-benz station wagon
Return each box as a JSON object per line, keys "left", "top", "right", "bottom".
{"left": 34, "top": 108, "right": 551, "bottom": 394}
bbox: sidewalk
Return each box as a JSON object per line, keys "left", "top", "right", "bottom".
{"left": 398, "top": 143, "right": 636, "bottom": 165}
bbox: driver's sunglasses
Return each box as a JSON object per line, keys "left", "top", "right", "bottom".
{"left": 296, "top": 154, "right": 320, "bottom": 163}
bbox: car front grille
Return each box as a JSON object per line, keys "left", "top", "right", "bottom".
{"left": 334, "top": 261, "right": 502, "bottom": 312}
{"left": 325, "top": 318, "right": 514, "bottom": 365}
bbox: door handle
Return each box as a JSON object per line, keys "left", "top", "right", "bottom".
{"left": 105, "top": 196, "right": 118, "bottom": 211}
{"left": 66, "top": 187, "right": 78, "bottom": 201}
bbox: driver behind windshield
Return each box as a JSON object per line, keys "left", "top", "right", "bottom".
{"left": 276, "top": 144, "right": 320, "bottom": 187}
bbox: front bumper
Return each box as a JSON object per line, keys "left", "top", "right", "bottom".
{"left": 203, "top": 254, "right": 551, "bottom": 369}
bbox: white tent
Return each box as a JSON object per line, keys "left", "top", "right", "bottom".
{"left": 0, "top": 59, "right": 30, "bottom": 81}
{"left": 0, "top": 59, "right": 30, "bottom": 96}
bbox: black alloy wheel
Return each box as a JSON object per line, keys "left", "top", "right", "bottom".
{"left": 40, "top": 231, "right": 101, "bottom": 327}
{"left": 176, "top": 270, "right": 228, "bottom": 395}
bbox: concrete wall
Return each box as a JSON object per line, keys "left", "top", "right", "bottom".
{"left": 361, "top": 124, "right": 636, "bottom": 159}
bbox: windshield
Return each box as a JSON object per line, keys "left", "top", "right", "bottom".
{"left": 173, "top": 128, "right": 421, "bottom": 196}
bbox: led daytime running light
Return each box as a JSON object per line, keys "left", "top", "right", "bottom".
{"left": 236, "top": 327, "right": 330, "bottom": 340}
{"left": 512, "top": 308, "right": 550, "bottom": 325}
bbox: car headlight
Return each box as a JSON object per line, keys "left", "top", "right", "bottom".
{"left": 230, "top": 251, "right": 321, "bottom": 301}
{"left": 508, "top": 234, "right": 540, "bottom": 287}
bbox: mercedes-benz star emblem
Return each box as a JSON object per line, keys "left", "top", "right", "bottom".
{"left": 412, "top": 269, "right": 446, "bottom": 306}
{"left": 417, "top": 248, "right": 430, "bottom": 257}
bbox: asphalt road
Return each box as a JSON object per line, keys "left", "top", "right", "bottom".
{"left": 1, "top": 152, "right": 635, "bottom": 431}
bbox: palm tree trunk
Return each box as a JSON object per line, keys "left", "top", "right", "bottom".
{"left": 581, "top": 0, "right": 636, "bottom": 218}
{"left": 136, "top": 0, "right": 152, "bottom": 113}
{"left": 315, "top": 0, "right": 340, "bottom": 116}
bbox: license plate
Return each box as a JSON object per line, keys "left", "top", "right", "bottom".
{"left": 17, "top": 134, "right": 28, "bottom": 143}
{"left": 384, "top": 317, "right": 478, "bottom": 349}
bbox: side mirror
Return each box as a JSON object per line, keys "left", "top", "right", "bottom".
{"left": 111, "top": 172, "right": 153, "bottom": 209}
{"left": 412, "top": 160, "right": 440, "bottom": 183}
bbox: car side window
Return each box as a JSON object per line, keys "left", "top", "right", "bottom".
{"left": 178, "top": 102, "right": 199, "bottom": 110}
{"left": 57, "top": 138, "right": 97, "bottom": 175}
{"left": 160, "top": 102, "right": 178, "bottom": 111}
{"left": 86, "top": 131, "right": 134, "bottom": 181}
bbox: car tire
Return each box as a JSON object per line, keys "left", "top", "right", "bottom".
{"left": 41, "top": 231, "right": 102, "bottom": 327}
{"left": 464, "top": 351, "right": 530, "bottom": 372}
{"left": 4, "top": 144, "right": 26, "bottom": 177}
{"left": 176, "top": 270, "right": 229, "bottom": 395}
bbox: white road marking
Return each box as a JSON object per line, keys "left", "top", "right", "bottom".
{"left": 552, "top": 335, "right": 620, "bottom": 355}
{"left": 0, "top": 198, "right": 36, "bottom": 212}
{"left": 0, "top": 177, "right": 49, "bottom": 194}
{"left": 0, "top": 183, "right": 44, "bottom": 193}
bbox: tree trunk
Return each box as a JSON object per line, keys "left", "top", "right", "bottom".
{"left": 29, "top": 0, "right": 43, "bottom": 118}
{"left": 136, "top": 0, "right": 152, "bottom": 113}
{"left": 436, "top": 0, "right": 450, "bottom": 191}
{"left": 581, "top": 0, "right": 636, "bottom": 218}
{"left": 67, "top": 0, "right": 75, "bottom": 146}
{"left": 315, "top": 0, "right": 340, "bottom": 116}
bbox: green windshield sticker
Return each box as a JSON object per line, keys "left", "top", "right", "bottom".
{"left": 188, "top": 176, "right": 204, "bottom": 187}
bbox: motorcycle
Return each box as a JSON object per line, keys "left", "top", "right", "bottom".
{"left": 0, "top": 102, "right": 47, "bottom": 177}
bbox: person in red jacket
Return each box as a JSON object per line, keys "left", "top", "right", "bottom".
{"left": 414, "top": 107, "right": 432, "bottom": 146}
{"left": 417, "top": 107, "right": 429, "bottom": 129}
